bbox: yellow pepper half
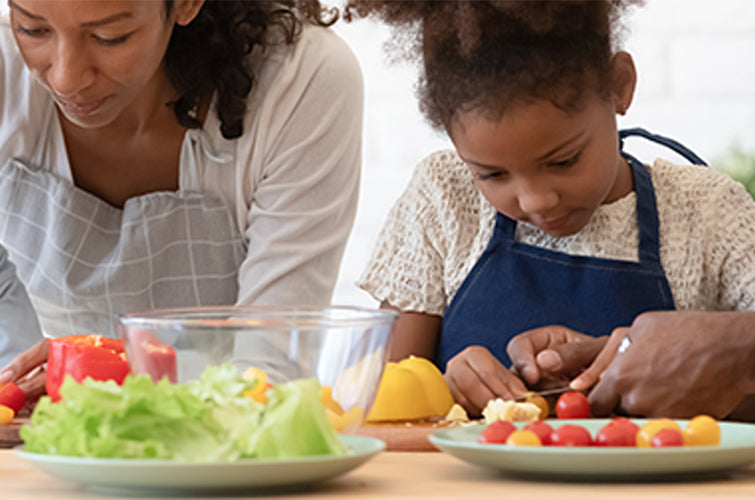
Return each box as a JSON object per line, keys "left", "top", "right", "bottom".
{"left": 366, "top": 356, "right": 454, "bottom": 422}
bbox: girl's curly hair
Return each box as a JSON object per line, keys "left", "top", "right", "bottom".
{"left": 345, "top": 0, "right": 642, "bottom": 132}
{"left": 165, "top": 0, "right": 337, "bottom": 139}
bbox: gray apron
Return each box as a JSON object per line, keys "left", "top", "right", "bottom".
{"left": 0, "top": 156, "right": 245, "bottom": 338}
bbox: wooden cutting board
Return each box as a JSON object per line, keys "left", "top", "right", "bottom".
{"left": 0, "top": 417, "right": 28, "bottom": 448}
{"left": 356, "top": 421, "right": 459, "bottom": 452}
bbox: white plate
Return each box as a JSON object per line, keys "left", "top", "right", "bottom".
{"left": 429, "top": 419, "right": 755, "bottom": 480}
{"left": 15, "top": 434, "right": 384, "bottom": 493}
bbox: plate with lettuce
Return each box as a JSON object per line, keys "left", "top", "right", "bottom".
{"left": 15, "top": 364, "right": 384, "bottom": 492}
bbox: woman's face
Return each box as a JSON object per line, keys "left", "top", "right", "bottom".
{"left": 449, "top": 95, "right": 633, "bottom": 238}
{"left": 10, "top": 0, "right": 184, "bottom": 128}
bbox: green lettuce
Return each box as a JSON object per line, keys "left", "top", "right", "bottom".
{"left": 21, "top": 363, "right": 347, "bottom": 461}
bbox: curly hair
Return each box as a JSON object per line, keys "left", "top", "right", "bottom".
{"left": 345, "top": 0, "right": 642, "bottom": 132}
{"left": 165, "top": 0, "right": 337, "bottom": 139}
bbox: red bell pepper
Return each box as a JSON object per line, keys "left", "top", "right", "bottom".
{"left": 125, "top": 329, "right": 177, "bottom": 383}
{"left": 46, "top": 335, "right": 131, "bottom": 402}
{"left": 0, "top": 381, "right": 25, "bottom": 413}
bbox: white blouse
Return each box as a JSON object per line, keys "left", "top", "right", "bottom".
{"left": 0, "top": 21, "right": 364, "bottom": 308}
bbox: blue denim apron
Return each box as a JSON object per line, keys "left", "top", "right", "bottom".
{"left": 438, "top": 129, "right": 706, "bottom": 370}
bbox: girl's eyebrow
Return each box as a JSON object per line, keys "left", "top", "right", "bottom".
{"left": 9, "top": 0, "right": 133, "bottom": 27}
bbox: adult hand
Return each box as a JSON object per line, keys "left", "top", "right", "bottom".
{"left": 573, "top": 311, "right": 755, "bottom": 419}
{"left": 444, "top": 346, "right": 528, "bottom": 416}
{"left": 507, "top": 325, "right": 607, "bottom": 388}
{"left": 0, "top": 339, "right": 49, "bottom": 407}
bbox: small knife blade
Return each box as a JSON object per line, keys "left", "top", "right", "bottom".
{"left": 514, "top": 386, "right": 572, "bottom": 401}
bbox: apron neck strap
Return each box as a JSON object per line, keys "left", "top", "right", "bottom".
{"left": 619, "top": 127, "right": 708, "bottom": 166}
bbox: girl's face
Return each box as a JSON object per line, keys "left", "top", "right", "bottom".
{"left": 450, "top": 94, "right": 633, "bottom": 238}
{"left": 10, "top": 0, "right": 201, "bottom": 129}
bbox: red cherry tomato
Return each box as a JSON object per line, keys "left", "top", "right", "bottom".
{"left": 0, "top": 382, "right": 25, "bottom": 413}
{"left": 478, "top": 420, "right": 517, "bottom": 444}
{"left": 523, "top": 420, "right": 554, "bottom": 445}
{"left": 595, "top": 418, "right": 640, "bottom": 447}
{"left": 651, "top": 428, "right": 685, "bottom": 447}
{"left": 555, "top": 391, "right": 591, "bottom": 419}
{"left": 551, "top": 424, "right": 593, "bottom": 446}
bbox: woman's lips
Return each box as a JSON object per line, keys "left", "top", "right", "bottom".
{"left": 55, "top": 96, "right": 108, "bottom": 118}
{"left": 536, "top": 214, "right": 571, "bottom": 232}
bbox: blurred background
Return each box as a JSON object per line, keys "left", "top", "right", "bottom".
{"left": 331, "top": 0, "right": 755, "bottom": 307}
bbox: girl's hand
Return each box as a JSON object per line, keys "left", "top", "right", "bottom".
{"left": 507, "top": 325, "right": 607, "bottom": 388}
{"left": 444, "top": 346, "right": 527, "bottom": 416}
{"left": 0, "top": 339, "right": 49, "bottom": 408}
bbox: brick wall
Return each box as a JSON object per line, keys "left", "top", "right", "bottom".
{"left": 331, "top": 1, "right": 755, "bottom": 306}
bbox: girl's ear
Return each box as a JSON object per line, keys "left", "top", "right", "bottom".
{"left": 173, "top": 0, "right": 205, "bottom": 27}
{"left": 611, "top": 52, "right": 637, "bottom": 116}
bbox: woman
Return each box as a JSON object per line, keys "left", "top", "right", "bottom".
{"left": 0, "top": 0, "right": 363, "bottom": 400}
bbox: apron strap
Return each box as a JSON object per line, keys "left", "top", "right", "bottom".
{"left": 619, "top": 128, "right": 708, "bottom": 166}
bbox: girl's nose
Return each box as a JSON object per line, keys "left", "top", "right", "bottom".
{"left": 516, "top": 182, "right": 559, "bottom": 215}
{"left": 47, "top": 40, "right": 95, "bottom": 97}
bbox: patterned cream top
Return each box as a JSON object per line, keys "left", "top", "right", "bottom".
{"left": 358, "top": 149, "right": 755, "bottom": 316}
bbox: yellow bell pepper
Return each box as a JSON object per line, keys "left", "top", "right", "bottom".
{"left": 366, "top": 356, "right": 454, "bottom": 422}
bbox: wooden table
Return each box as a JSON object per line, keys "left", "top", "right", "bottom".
{"left": 4, "top": 448, "right": 755, "bottom": 499}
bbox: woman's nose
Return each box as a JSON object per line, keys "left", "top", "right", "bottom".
{"left": 47, "top": 40, "right": 95, "bottom": 97}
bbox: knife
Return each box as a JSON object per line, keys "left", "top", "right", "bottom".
{"left": 513, "top": 386, "right": 573, "bottom": 401}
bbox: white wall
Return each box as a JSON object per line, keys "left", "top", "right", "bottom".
{"left": 330, "top": 0, "right": 755, "bottom": 307}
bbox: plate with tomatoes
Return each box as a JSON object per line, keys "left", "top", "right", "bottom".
{"left": 428, "top": 417, "right": 755, "bottom": 479}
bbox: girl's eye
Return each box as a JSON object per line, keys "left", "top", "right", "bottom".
{"left": 551, "top": 151, "right": 581, "bottom": 168}
{"left": 92, "top": 33, "right": 132, "bottom": 46}
{"left": 15, "top": 25, "right": 48, "bottom": 38}
{"left": 474, "top": 171, "right": 503, "bottom": 181}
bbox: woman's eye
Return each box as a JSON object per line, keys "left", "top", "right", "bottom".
{"left": 92, "top": 33, "right": 131, "bottom": 46}
{"left": 475, "top": 171, "right": 503, "bottom": 181}
{"left": 15, "top": 25, "right": 48, "bottom": 38}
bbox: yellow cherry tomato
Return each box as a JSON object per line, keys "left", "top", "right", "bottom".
{"left": 0, "top": 404, "right": 14, "bottom": 425}
{"left": 683, "top": 415, "right": 721, "bottom": 446}
{"left": 506, "top": 429, "right": 542, "bottom": 446}
{"left": 636, "top": 419, "right": 682, "bottom": 447}
{"left": 524, "top": 393, "right": 550, "bottom": 420}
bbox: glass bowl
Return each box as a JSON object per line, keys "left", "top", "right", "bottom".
{"left": 118, "top": 305, "right": 397, "bottom": 431}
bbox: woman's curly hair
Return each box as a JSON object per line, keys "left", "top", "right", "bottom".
{"left": 165, "top": 0, "right": 337, "bottom": 139}
{"left": 345, "top": 0, "right": 642, "bottom": 132}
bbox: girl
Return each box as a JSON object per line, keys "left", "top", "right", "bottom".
{"left": 0, "top": 0, "right": 362, "bottom": 401}
{"left": 346, "top": 1, "right": 755, "bottom": 416}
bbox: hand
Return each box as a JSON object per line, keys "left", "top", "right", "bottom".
{"left": 444, "top": 346, "right": 528, "bottom": 416}
{"left": 574, "top": 311, "right": 755, "bottom": 419}
{"left": 507, "top": 325, "right": 607, "bottom": 388}
{"left": 0, "top": 339, "right": 49, "bottom": 408}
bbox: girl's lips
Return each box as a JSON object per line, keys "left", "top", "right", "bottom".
{"left": 537, "top": 214, "right": 571, "bottom": 232}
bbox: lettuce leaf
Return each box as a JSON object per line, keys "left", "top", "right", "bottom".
{"left": 21, "top": 364, "right": 346, "bottom": 461}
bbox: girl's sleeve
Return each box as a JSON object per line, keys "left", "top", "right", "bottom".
{"left": 357, "top": 156, "right": 450, "bottom": 316}
{"left": 234, "top": 28, "right": 363, "bottom": 307}
{"left": 0, "top": 246, "right": 43, "bottom": 367}
{"left": 705, "top": 176, "right": 755, "bottom": 311}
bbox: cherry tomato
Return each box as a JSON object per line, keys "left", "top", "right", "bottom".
{"left": 595, "top": 418, "right": 640, "bottom": 447}
{"left": 0, "top": 404, "right": 13, "bottom": 425}
{"left": 683, "top": 415, "right": 721, "bottom": 446}
{"left": 551, "top": 424, "right": 593, "bottom": 446}
{"left": 523, "top": 420, "right": 554, "bottom": 445}
{"left": 555, "top": 391, "right": 591, "bottom": 419}
{"left": 478, "top": 420, "right": 517, "bottom": 444}
{"left": 651, "top": 428, "right": 685, "bottom": 447}
{"left": 0, "top": 382, "right": 25, "bottom": 413}
{"left": 506, "top": 429, "right": 541, "bottom": 446}
{"left": 524, "top": 393, "right": 549, "bottom": 420}
{"left": 636, "top": 419, "right": 682, "bottom": 447}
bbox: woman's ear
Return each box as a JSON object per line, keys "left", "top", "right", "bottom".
{"left": 173, "top": 0, "right": 205, "bottom": 27}
{"left": 611, "top": 51, "right": 637, "bottom": 116}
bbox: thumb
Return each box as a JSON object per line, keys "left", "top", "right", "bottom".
{"left": 571, "top": 329, "right": 627, "bottom": 391}
{"left": 538, "top": 336, "right": 606, "bottom": 377}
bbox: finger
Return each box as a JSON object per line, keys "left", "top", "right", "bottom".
{"left": 570, "top": 328, "right": 628, "bottom": 391}
{"left": 0, "top": 339, "right": 49, "bottom": 383}
{"left": 17, "top": 371, "right": 46, "bottom": 405}
{"left": 508, "top": 325, "right": 586, "bottom": 386}
{"left": 445, "top": 368, "right": 495, "bottom": 416}
{"left": 467, "top": 356, "right": 528, "bottom": 401}
{"left": 587, "top": 370, "right": 623, "bottom": 417}
{"left": 540, "top": 336, "right": 607, "bottom": 375}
